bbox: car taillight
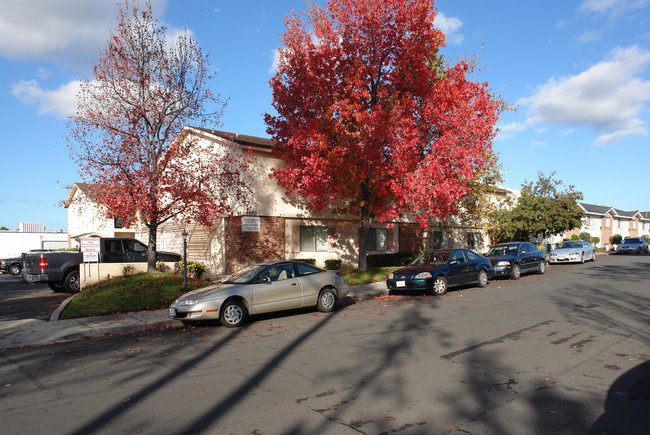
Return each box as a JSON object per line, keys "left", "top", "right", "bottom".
{"left": 40, "top": 258, "right": 48, "bottom": 270}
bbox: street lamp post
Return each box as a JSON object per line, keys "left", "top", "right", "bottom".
{"left": 182, "top": 228, "right": 188, "bottom": 292}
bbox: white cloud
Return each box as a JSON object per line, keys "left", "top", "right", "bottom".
{"left": 434, "top": 12, "right": 463, "bottom": 45}
{"left": 269, "top": 48, "right": 281, "bottom": 74}
{"left": 579, "top": 0, "right": 648, "bottom": 14}
{"left": 10, "top": 80, "right": 81, "bottom": 119}
{"left": 520, "top": 45, "right": 650, "bottom": 144}
{"left": 0, "top": 0, "right": 167, "bottom": 66}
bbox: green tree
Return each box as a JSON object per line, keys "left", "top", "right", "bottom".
{"left": 578, "top": 232, "right": 592, "bottom": 244}
{"left": 610, "top": 234, "right": 623, "bottom": 246}
{"left": 0, "top": 226, "right": 9, "bottom": 231}
{"left": 490, "top": 172, "right": 584, "bottom": 242}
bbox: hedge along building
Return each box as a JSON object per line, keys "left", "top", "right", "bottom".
{"left": 66, "top": 126, "right": 498, "bottom": 277}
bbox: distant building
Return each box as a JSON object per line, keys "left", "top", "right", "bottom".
{"left": 19, "top": 222, "right": 45, "bottom": 232}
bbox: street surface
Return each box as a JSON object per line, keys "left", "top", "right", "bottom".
{"left": 1, "top": 254, "right": 649, "bottom": 434}
{"left": 0, "top": 274, "right": 69, "bottom": 321}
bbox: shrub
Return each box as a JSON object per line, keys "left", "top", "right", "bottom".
{"left": 324, "top": 259, "right": 342, "bottom": 270}
{"left": 367, "top": 252, "right": 416, "bottom": 268}
{"left": 156, "top": 261, "right": 170, "bottom": 272}
{"left": 642, "top": 235, "right": 650, "bottom": 245}
{"left": 610, "top": 234, "right": 623, "bottom": 246}
{"left": 578, "top": 232, "right": 592, "bottom": 244}
{"left": 122, "top": 264, "right": 135, "bottom": 277}
{"left": 570, "top": 234, "right": 580, "bottom": 240}
{"left": 175, "top": 260, "right": 206, "bottom": 278}
{"left": 295, "top": 258, "right": 316, "bottom": 265}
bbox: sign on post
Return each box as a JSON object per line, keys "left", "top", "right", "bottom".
{"left": 81, "top": 238, "right": 100, "bottom": 253}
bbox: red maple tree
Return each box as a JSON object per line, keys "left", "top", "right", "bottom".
{"left": 266, "top": 0, "right": 504, "bottom": 270}
{"left": 68, "top": 1, "right": 251, "bottom": 272}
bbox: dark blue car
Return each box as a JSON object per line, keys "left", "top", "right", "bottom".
{"left": 386, "top": 249, "right": 494, "bottom": 296}
{"left": 485, "top": 242, "right": 547, "bottom": 279}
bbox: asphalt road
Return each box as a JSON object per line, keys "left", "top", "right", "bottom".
{"left": 0, "top": 274, "right": 70, "bottom": 321}
{"left": 1, "top": 254, "right": 649, "bottom": 434}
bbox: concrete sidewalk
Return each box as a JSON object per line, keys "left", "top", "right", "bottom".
{"left": 0, "top": 282, "right": 389, "bottom": 350}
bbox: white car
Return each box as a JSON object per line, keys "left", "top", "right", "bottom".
{"left": 549, "top": 240, "right": 596, "bottom": 264}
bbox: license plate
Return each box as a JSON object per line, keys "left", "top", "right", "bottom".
{"left": 396, "top": 280, "right": 406, "bottom": 288}
{"left": 170, "top": 308, "right": 176, "bottom": 317}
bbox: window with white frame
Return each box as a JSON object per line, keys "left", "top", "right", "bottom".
{"left": 300, "top": 226, "right": 328, "bottom": 252}
{"left": 468, "top": 232, "right": 481, "bottom": 250}
{"left": 368, "top": 228, "right": 387, "bottom": 251}
{"left": 432, "top": 231, "right": 444, "bottom": 250}
{"left": 616, "top": 219, "right": 622, "bottom": 229}
{"left": 631, "top": 220, "right": 636, "bottom": 230}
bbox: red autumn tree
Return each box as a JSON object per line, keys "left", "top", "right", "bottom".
{"left": 265, "top": 0, "right": 504, "bottom": 270}
{"left": 68, "top": 0, "right": 251, "bottom": 273}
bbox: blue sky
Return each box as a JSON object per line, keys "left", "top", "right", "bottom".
{"left": 1, "top": 0, "right": 649, "bottom": 231}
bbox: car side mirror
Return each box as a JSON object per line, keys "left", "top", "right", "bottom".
{"left": 257, "top": 276, "right": 271, "bottom": 284}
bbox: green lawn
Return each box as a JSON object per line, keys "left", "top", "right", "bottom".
{"left": 60, "top": 273, "right": 211, "bottom": 319}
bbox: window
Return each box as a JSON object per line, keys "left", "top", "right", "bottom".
{"left": 465, "top": 250, "right": 480, "bottom": 261}
{"left": 125, "top": 239, "right": 147, "bottom": 253}
{"left": 468, "top": 233, "right": 481, "bottom": 250}
{"left": 449, "top": 250, "right": 466, "bottom": 263}
{"left": 432, "top": 231, "right": 443, "bottom": 250}
{"left": 616, "top": 219, "right": 622, "bottom": 229}
{"left": 300, "top": 226, "right": 328, "bottom": 252}
{"left": 631, "top": 220, "right": 636, "bottom": 230}
{"left": 368, "top": 228, "right": 387, "bottom": 251}
{"left": 604, "top": 217, "right": 610, "bottom": 228}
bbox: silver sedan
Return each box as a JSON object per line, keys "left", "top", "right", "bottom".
{"left": 549, "top": 240, "right": 596, "bottom": 264}
{"left": 170, "top": 261, "right": 349, "bottom": 327}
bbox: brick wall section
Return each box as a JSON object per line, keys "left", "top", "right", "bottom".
{"left": 224, "top": 216, "right": 285, "bottom": 273}
{"left": 601, "top": 215, "right": 613, "bottom": 249}
{"left": 399, "top": 223, "right": 424, "bottom": 253}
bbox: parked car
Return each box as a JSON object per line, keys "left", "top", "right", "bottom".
{"left": 22, "top": 238, "right": 180, "bottom": 293}
{"left": 386, "top": 248, "right": 494, "bottom": 296}
{"left": 616, "top": 237, "right": 649, "bottom": 254}
{"left": 170, "top": 261, "right": 350, "bottom": 327}
{"left": 485, "top": 242, "right": 547, "bottom": 279}
{"left": 0, "top": 256, "right": 23, "bottom": 275}
{"left": 549, "top": 240, "right": 596, "bottom": 264}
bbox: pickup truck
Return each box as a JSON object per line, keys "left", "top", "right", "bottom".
{"left": 22, "top": 237, "right": 182, "bottom": 293}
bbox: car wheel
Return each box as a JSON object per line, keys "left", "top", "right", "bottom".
{"left": 317, "top": 288, "right": 338, "bottom": 312}
{"left": 510, "top": 264, "right": 521, "bottom": 280}
{"left": 48, "top": 281, "right": 65, "bottom": 292}
{"left": 477, "top": 270, "right": 488, "bottom": 288}
{"left": 63, "top": 271, "right": 80, "bottom": 293}
{"left": 9, "top": 264, "right": 21, "bottom": 275}
{"left": 537, "top": 260, "right": 546, "bottom": 274}
{"left": 432, "top": 276, "right": 448, "bottom": 295}
{"left": 220, "top": 299, "right": 248, "bottom": 328}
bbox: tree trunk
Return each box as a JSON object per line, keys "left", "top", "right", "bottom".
{"left": 358, "top": 217, "right": 373, "bottom": 271}
{"left": 357, "top": 180, "right": 374, "bottom": 271}
{"left": 147, "top": 220, "right": 158, "bottom": 274}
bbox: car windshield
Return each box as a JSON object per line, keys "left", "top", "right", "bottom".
{"left": 410, "top": 251, "right": 450, "bottom": 266}
{"left": 486, "top": 245, "right": 518, "bottom": 256}
{"left": 558, "top": 241, "right": 582, "bottom": 249}
{"left": 223, "top": 264, "right": 267, "bottom": 284}
{"left": 622, "top": 239, "right": 639, "bottom": 244}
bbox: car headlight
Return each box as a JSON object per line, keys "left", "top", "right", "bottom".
{"left": 414, "top": 272, "right": 432, "bottom": 279}
{"left": 389, "top": 273, "right": 394, "bottom": 280}
{"left": 179, "top": 299, "right": 199, "bottom": 306}
{"left": 497, "top": 261, "right": 511, "bottom": 266}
